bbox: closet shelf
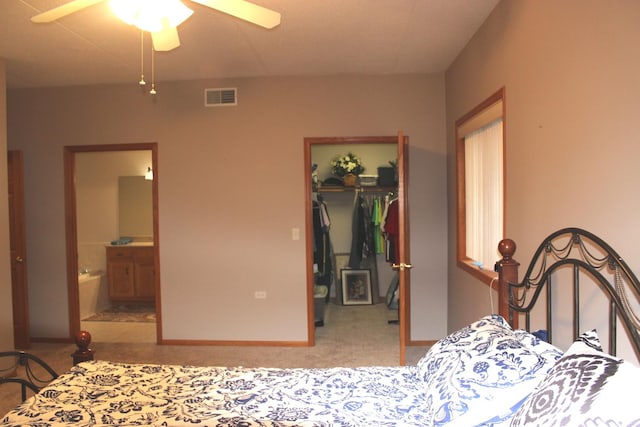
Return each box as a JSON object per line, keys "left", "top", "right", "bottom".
{"left": 316, "top": 185, "right": 396, "bottom": 193}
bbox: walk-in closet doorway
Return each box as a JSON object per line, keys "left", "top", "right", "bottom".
{"left": 64, "top": 143, "right": 161, "bottom": 344}
{"left": 304, "top": 133, "right": 412, "bottom": 364}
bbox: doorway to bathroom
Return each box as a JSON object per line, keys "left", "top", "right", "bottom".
{"left": 64, "top": 143, "right": 161, "bottom": 344}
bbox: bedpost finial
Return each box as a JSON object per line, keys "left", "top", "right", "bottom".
{"left": 498, "top": 238, "right": 516, "bottom": 261}
{"left": 75, "top": 330, "right": 92, "bottom": 351}
{"left": 72, "top": 330, "right": 95, "bottom": 365}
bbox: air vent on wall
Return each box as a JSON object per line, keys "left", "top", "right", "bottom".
{"left": 204, "top": 87, "right": 237, "bottom": 107}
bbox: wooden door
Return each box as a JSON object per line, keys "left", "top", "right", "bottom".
{"left": 107, "top": 259, "right": 136, "bottom": 299}
{"left": 134, "top": 247, "right": 156, "bottom": 300}
{"left": 107, "top": 248, "right": 136, "bottom": 299}
{"left": 395, "top": 131, "right": 411, "bottom": 365}
{"left": 8, "top": 150, "right": 30, "bottom": 349}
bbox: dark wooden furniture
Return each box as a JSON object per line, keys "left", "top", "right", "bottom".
{"left": 71, "top": 330, "right": 95, "bottom": 365}
{"left": 106, "top": 245, "right": 155, "bottom": 302}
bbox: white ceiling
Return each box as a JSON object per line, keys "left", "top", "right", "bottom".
{"left": 1, "top": 0, "right": 499, "bottom": 89}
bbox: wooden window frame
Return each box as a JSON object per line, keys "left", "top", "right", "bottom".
{"left": 455, "top": 88, "right": 506, "bottom": 287}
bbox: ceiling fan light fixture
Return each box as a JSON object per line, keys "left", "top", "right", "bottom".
{"left": 110, "top": 0, "right": 193, "bottom": 32}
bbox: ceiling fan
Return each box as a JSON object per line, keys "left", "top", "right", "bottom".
{"left": 30, "top": 0, "right": 281, "bottom": 51}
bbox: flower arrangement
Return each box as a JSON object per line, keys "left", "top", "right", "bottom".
{"left": 331, "top": 152, "right": 365, "bottom": 177}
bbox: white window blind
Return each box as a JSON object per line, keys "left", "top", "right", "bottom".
{"left": 464, "top": 118, "right": 503, "bottom": 269}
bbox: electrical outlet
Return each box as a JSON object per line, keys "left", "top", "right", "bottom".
{"left": 292, "top": 228, "right": 300, "bottom": 240}
{"left": 254, "top": 291, "right": 267, "bottom": 299}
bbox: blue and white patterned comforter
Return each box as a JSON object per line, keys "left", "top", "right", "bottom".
{"left": 0, "top": 360, "right": 429, "bottom": 426}
{"left": 1, "top": 316, "right": 566, "bottom": 426}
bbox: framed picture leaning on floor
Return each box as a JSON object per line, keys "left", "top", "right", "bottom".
{"left": 340, "top": 269, "right": 373, "bottom": 305}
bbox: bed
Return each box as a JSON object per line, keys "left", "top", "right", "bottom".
{"left": 1, "top": 227, "right": 639, "bottom": 426}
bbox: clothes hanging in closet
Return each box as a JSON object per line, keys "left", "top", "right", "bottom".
{"left": 347, "top": 193, "right": 365, "bottom": 268}
{"left": 312, "top": 196, "right": 333, "bottom": 286}
{"left": 348, "top": 192, "right": 377, "bottom": 268}
{"left": 371, "top": 196, "right": 385, "bottom": 254}
{"left": 381, "top": 196, "right": 399, "bottom": 264}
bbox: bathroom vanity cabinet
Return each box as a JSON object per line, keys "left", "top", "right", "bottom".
{"left": 106, "top": 245, "right": 155, "bottom": 302}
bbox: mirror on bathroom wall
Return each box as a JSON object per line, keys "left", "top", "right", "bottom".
{"left": 118, "top": 176, "right": 153, "bottom": 238}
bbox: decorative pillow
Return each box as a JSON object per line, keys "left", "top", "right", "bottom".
{"left": 510, "top": 330, "right": 640, "bottom": 426}
{"left": 416, "top": 314, "right": 562, "bottom": 426}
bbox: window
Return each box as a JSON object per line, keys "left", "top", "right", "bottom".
{"left": 456, "top": 88, "right": 505, "bottom": 284}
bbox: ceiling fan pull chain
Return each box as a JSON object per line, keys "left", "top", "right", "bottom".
{"left": 139, "top": 30, "right": 146, "bottom": 87}
{"left": 150, "top": 45, "right": 157, "bottom": 96}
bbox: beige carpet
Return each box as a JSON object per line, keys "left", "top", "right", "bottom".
{"left": 0, "top": 302, "right": 430, "bottom": 417}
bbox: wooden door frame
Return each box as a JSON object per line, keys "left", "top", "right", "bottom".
{"left": 63, "top": 143, "right": 161, "bottom": 342}
{"left": 303, "top": 135, "right": 410, "bottom": 363}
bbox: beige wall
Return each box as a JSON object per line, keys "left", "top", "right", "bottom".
{"left": 0, "top": 59, "right": 13, "bottom": 349}
{"left": 7, "top": 74, "right": 448, "bottom": 342}
{"left": 446, "top": 0, "right": 640, "bottom": 336}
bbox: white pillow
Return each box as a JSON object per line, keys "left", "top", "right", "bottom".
{"left": 510, "top": 330, "right": 640, "bottom": 426}
{"left": 416, "top": 314, "right": 562, "bottom": 426}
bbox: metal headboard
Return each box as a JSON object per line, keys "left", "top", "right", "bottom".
{"left": 0, "top": 331, "right": 94, "bottom": 403}
{"left": 496, "top": 227, "right": 640, "bottom": 359}
{"left": 0, "top": 351, "right": 59, "bottom": 402}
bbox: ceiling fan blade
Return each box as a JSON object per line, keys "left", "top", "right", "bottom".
{"left": 31, "top": 0, "right": 106, "bottom": 23}
{"left": 190, "top": 0, "right": 281, "bottom": 29}
{"left": 152, "top": 25, "right": 181, "bottom": 52}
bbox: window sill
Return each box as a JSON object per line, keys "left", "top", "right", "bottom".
{"left": 458, "top": 259, "right": 498, "bottom": 289}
